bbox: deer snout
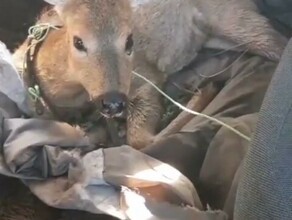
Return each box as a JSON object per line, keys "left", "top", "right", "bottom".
{"left": 98, "top": 91, "right": 127, "bottom": 118}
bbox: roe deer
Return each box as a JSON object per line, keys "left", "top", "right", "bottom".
{"left": 12, "top": 0, "right": 287, "bottom": 150}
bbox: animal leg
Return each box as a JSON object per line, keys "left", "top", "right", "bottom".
{"left": 212, "top": 4, "right": 288, "bottom": 61}
{"left": 127, "top": 83, "right": 163, "bottom": 150}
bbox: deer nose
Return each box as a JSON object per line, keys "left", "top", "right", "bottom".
{"left": 100, "top": 91, "right": 127, "bottom": 118}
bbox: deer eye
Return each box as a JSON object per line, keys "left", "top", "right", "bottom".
{"left": 125, "top": 34, "right": 133, "bottom": 56}
{"left": 73, "top": 36, "right": 87, "bottom": 52}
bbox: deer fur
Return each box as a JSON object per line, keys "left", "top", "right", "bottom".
{"left": 12, "top": 0, "right": 287, "bottom": 150}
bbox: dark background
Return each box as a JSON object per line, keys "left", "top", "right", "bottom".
{"left": 0, "top": 0, "right": 48, "bottom": 51}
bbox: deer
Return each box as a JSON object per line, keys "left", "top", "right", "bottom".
{"left": 11, "top": 0, "right": 287, "bottom": 150}
{"left": 6, "top": 0, "right": 288, "bottom": 220}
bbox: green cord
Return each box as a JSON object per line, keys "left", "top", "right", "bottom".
{"left": 28, "top": 85, "right": 41, "bottom": 102}
{"left": 24, "top": 23, "right": 60, "bottom": 102}
{"left": 24, "top": 23, "right": 60, "bottom": 60}
{"left": 28, "top": 23, "right": 60, "bottom": 43}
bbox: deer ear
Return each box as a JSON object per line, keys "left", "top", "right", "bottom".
{"left": 43, "top": 0, "right": 68, "bottom": 17}
{"left": 43, "top": 0, "right": 67, "bottom": 6}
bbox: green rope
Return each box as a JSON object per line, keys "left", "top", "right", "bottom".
{"left": 24, "top": 23, "right": 60, "bottom": 102}
{"left": 28, "top": 85, "right": 41, "bottom": 102}
{"left": 28, "top": 23, "right": 60, "bottom": 43}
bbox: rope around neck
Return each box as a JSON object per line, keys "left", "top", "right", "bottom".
{"left": 132, "top": 71, "right": 251, "bottom": 142}
{"left": 24, "top": 23, "right": 60, "bottom": 102}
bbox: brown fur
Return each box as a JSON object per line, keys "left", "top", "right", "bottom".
{"left": 8, "top": 1, "right": 288, "bottom": 220}
{"left": 13, "top": 2, "right": 164, "bottom": 150}
{"left": 12, "top": 0, "right": 287, "bottom": 150}
{"left": 198, "top": 0, "right": 288, "bottom": 61}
